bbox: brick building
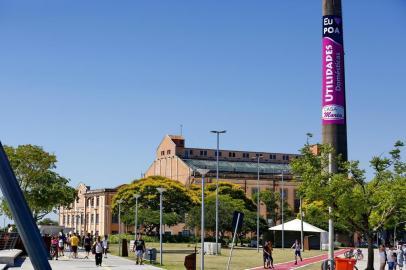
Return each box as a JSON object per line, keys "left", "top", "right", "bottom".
{"left": 145, "top": 135, "right": 301, "bottom": 222}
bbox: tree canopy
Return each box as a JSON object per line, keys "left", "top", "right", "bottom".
{"left": 112, "top": 176, "right": 199, "bottom": 234}
{"left": 38, "top": 218, "right": 59, "bottom": 226}
{"left": 186, "top": 182, "right": 267, "bottom": 241}
{"left": 3, "top": 145, "right": 76, "bottom": 222}
{"left": 291, "top": 141, "right": 406, "bottom": 270}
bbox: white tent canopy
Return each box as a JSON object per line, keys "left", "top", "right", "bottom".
{"left": 269, "top": 219, "right": 327, "bottom": 233}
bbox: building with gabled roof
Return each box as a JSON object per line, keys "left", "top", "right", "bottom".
{"left": 145, "top": 135, "right": 301, "bottom": 221}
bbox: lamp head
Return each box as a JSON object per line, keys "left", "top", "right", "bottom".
{"left": 196, "top": 169, "right": 210, "bottom": 176}
{"left": 134, "top": 194, "right": 141, "bottom": 199}
{"left": 156, "top": 187, "right": 167, "bottom": 194}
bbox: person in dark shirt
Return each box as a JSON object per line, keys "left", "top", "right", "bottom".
{"left": 83, "top": 233, "right": 92, "bottom": 259}
{"left": 263, "top": 241, "right": 271, "bottom": 269}
{"left": 133, "top": 234, "right": 146, "bottom": 265}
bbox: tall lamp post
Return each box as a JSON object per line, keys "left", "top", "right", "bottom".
{"left": 197, "top": 169, "right": 210, "bottom": 270}
{"left": 252, "top": 154, "right": 263, "bottom": 252}
{"left": 394, "top": 221, "right": 406, "bottom": 247}
{"left": 275, "top": 170, "right": 285, "bottom": 249}
{"left": 134, "top": 194, "right": 141, "bottom": 240}
{"left": 117, "top": 199, "right": 123, "bottom": 256}
{"left": 300, "top": 197, "right": 304, "bottom": 252}
{"left": 210, "top": 130, "right": 226, "bottom": 255}
{"left": 157, "top": 187, "right": 167, "bottom": 266}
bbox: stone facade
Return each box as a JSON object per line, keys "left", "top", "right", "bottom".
{"left": 58, "top": 183, "right": 120, "bottom": 236}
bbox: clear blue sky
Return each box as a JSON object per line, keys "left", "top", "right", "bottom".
{"left": 1, "top": 1, "right": 405, "bottom": 189}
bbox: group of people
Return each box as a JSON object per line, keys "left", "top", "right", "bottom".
{"left": 49, "top": 231, "right": 109, "bottom": 267}
{"left": 48, "top": 231, "right": 147, "bottom": 267}
{"left": 379, "top": 243, "right": 406, "bottom": 270}
{"left": 262, "top": 239, "right": 303, "bottom": 269}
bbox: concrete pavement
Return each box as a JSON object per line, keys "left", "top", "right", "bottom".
{"left": 9, "top": 250, "right": 164, "bottom": 270}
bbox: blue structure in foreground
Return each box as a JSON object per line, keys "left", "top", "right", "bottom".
{"left": 0, "top": 142, "right": 51, "bottom": 270}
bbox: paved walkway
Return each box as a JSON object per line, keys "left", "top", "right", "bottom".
{"left": 9, "top": 251, "right": 164, "bottom": 270}
{"left": 350, "top": 249, "right": 380, "bottom": 270}
{"left": 250, "top": 249, "right": 349, "bottom": 270}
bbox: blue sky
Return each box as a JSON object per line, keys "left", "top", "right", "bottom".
{"left": 0, "top": 1, "right": 405, "bottom": 189}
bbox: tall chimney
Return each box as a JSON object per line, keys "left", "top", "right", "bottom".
{"left": 322, "top": 0, "right": 348, "bottom": 165}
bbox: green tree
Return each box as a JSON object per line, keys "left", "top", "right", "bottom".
{"left": 186, "top": 194, "right": 245, "bottom": 238}
{"left": 112, "top": 176, "right": 199, "bottom": 234}
{"left": 205, "top": 182, "right": 256, "bottom": 211}
{"left": 3, "top": 145, "right": 76, "bottom": 222}
{"left": 186, "top": 193, "right": 265, "bottom": 243}
{"left": 253, "top": 190, "right": 295, "bottom": 225}
{"left": 38, "top": 218, "right": 59, "bottom": 226}
{"left": 291, "top": 142, "right": 406, "bottom": 270}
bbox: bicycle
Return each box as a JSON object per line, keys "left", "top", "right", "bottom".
{"left": 344, "top": 249, "right": 364, "bottom": 261}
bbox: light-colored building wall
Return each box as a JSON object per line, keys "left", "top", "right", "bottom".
{"left": 59, "top": 184, "right": 119, "bottom": 236}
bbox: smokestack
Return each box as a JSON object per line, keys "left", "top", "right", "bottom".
{"left": 322, "top": 0, "right": 348, "bottom": 165}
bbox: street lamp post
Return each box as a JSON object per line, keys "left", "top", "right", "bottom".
{"left": 394, "top": 221, "right": 406, "bottom": 247}
{"left": 252, "top": 154, "right": 263, "bottom": 252}
{"left": 134, "top": 194, "right": 141, "bottom": 241}
{"left": 281, "top": 170, "right": 285, "bottom": 249}
{"left": 157, "top": 188, "right": 167, "bottom": 266}
{"left": 300, "top": 197, "right": 304, "bottom": 252}
{"left": 197, "top": 169, "right": 210, "bottom": 270}
{"left": 117, "top": 199, "right": 123, "bottom": 256}
{"left": 210, "top": 130, "right": 226, "bottom": 255}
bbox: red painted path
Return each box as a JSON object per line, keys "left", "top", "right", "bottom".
{"left": 250, "top": 249, "right": 349, "bottom": 270}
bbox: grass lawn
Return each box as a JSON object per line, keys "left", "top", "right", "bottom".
{"left": 109, "top": 243, "right": 326, "bottom": 270}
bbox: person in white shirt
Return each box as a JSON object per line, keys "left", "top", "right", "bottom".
{"left": 387, "top": 246, "right": 397, "bottom": 270}
{"left": 102, "top": 235, "right": 109, "bottom": 259}
{"left": 291, "top": 240, "right": 303, "bottom": 265}
{"left": 93, "top": 236, "right": 104, "bottom": 267}
{"left": 379, "top": 245, "right": 387, "bottom": 270}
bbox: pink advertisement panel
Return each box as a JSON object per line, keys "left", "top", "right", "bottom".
{"left": 322, "top": 16, "right": 346, "bottom": 125}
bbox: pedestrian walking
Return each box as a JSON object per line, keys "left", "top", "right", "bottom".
{"left": 58, "top": 235, "right": 64, "bottom": 257}
{"left": 397, "top": 244, "right": 404, "bottom": 270}
{"left": 70, "top": 233, "right": 79, "bottom": 259}
{"left": 379, "top": 245, "right": 387, "bottom": 270}
{"left": 102, "top": 235, "right": 109, "bottom": 258}
{"left": 133, "top": 234, "right": 146, "bottom": 265}
{"left": 93, "top": 236, "right": 104, "bottom": 267}
{"left": 50, "top": 235, "right": 59, "bottom": 260}
{"left": 291, "top": 239, "right": 303, "bottom": 265}
{"left": 83, "top": 233, "right": 92, "bottom": 259}
{"left": 263, "top": 241, "right": 270, "bottom": 269}
{"left": 402, "top": 244, "right": 406, "bottom": 263}
{"left": 268, "top": 241, "right": 274, "bottom": 269}
{"left": 388, "top": 246, "right": 397, "bottom": 270}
